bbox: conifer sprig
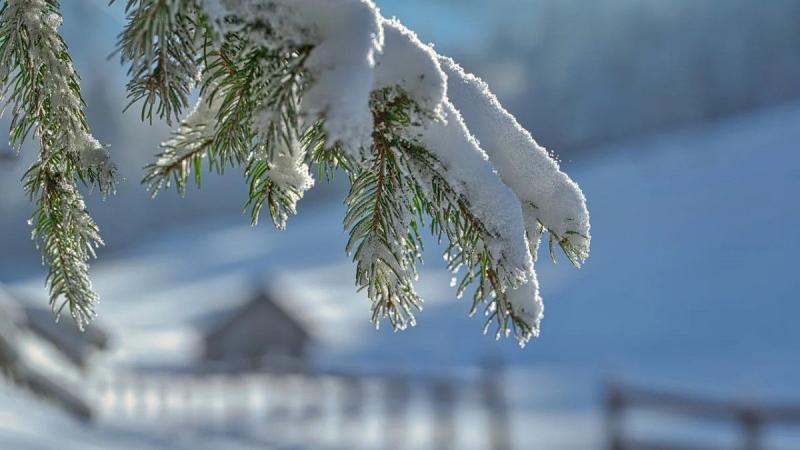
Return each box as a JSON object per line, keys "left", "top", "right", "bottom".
{"left": 115, "top": 0, "right": 201, "bottom": 124}
{"left": 26, "top": 164, "right": 103, "bottom": 329}
{"left": 340, "top": 89, "right": 534, "bottom": 339}
{"left": 0, "top": 0, "right": 113, "bottom": 327}
{"left": 142, "top": 117, "right": 212, "bottom": 195}
{"left": 144, "top": 29, "right": 315, "bottom": 229}
{"left": 344, "top": 94, "right": 425, "bottom": 329}
{"left": 401, "top": 145, "right": 534, "bottom": 341}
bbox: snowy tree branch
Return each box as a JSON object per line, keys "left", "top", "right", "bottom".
{"left": 0, "top": 0, "right": 115, "bottom": 328}
{"left": 1, "top": 0, "right": 591, "bottom": 344}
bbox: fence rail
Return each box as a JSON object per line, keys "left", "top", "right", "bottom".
{"left": 87, "top": 366, "right": 512, "bottom": 450}
{"left": 605, "top": 383, "right": 800, "bottom": 450}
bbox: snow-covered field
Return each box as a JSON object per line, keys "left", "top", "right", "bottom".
{"left": 3, "top": 100, "right": 800, "bottom": 449}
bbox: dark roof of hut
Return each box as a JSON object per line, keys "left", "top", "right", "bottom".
{"left": 202, "top": 288, "right": 311, "bottom": 344}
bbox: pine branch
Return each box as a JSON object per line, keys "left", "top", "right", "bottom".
{"left": 144, "top": 32, "right": 316, "bottom": 229}
{"left": 141, "top": 43, "right": 269, "bottom": 194}
{"left": 115, "top": 0, "right": 202, "bottom": 124}
{"left": 244, "top": 160, "right": 290, "bottom": 228}
{"left": 26, "top": 164, "right": 103, "bottom": 329}
{"left": 403, "top": 146, "right": 533, "bottom": 341}
{"left": 359, "top": 89, "right": 534, "bottom": 340}
{"left": 407, "top": 148, "right": 534, "bottom": 341}
{"left": 548, "top": 228, "right": 591, "bottom": 267}
{"left": 146, "top": 37, "right": 307, "bottom": 194}
{"left": 341, "top": 91, "right": 428, "bottom": 330}
{"left": 0, "top": 1, "right": 586, "bottom": 344}
{"left": 241, "top": 43, "right": 314, "bottom": 229}
{"left": 0, "top": 0, "right": 113, "bottom": 327}
{"left": 143, "top": 108, "right": 214, "bottom": 195}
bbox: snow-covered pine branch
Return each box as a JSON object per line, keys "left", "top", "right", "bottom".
{"left": 0, "top": 0, "right": 116, "bottom": 329}
{"left": 1, "top": 0, "right": 590, "bottom": 345}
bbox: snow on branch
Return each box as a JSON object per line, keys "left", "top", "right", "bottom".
{"left": 439, "top": 57, "right": 590, "bottom": 266}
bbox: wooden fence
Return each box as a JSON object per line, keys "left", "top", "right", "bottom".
{"left": 87, "top": 365, "right": 513, "bottom": 450}
{"left": 605, "top": 383, "right": 800, "bottom": 450}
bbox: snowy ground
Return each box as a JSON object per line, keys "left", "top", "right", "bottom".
{"left": 3, "top": 102, "right": 800, "bottom": 448}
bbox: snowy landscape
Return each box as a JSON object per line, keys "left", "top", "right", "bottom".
{"left": 1, "top": 1, "right": 800, "bottom": 449}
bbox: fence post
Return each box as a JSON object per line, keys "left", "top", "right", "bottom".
{"left": 741, "top": 409, "right": 761, "bottom": 450}
{"left": 432, "top": 378, "right": 456, "bottom": 450}
{"left": 604, "top": 384, "right": 624, "bottom": 450}
{"left": 179, "top": 375, "right": 193, "bottom": 428}
{"left": 384, "top": 376, "right": 410, "bottom": 450}
{"left": 482, "top": 357, "right": 512, "bottom": 450}
{"left": 340, "top": 375, "right": 366, "bottom": 447}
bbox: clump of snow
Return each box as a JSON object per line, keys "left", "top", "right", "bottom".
{"left": 202, "top": 0, "right": 383, "bottom": 156}
{"left": 373, "top": 19, "right": 446, "bottom": 117}
{"left": 76, "top": 133, "right": 116, "bottom": 190}
{"left": 439, "top": 57, "right": 590, "bottom": 263}
{"left": 265, "top": 133, "right": 315, "bottom": 211}
{"left": 182, "top": 95, "right": 220, "bottom": 131}
{"left": 506, "top": 274, "right": 544, "bottom": 340}
{"left": 155, "top": 94, "right": 220, "bottom": 168}
{"left": 289, "top": 0, "right": 382, "bottom": 153}
{"left": 406, "top": 100, "right": 533, "bottom": 284}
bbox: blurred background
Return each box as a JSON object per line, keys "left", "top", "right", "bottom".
{"left": 1, "top": 0, "right": 799, "bottom": 449}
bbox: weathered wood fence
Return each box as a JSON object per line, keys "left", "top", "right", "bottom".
{"left": 606, "top": 383, "right": 800, "bottom": 450}
{"left": 87, "top": 365, "right": 513, "bottom": 450}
